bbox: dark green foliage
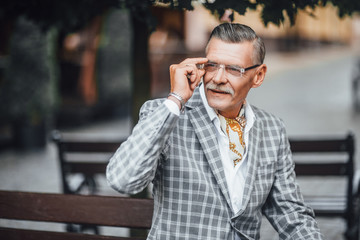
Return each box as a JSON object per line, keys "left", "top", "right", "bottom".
{"left": 324, "top": 0, "right": 360, "bottom": 18}
{"left": 0, "top": 0, "right": 120, "bottom": 33}
{"left": 203, "top": 0, "right": 256, "bottom": 21}
{"left": 1, "top": 0, "right": 359, "bottom": 33}
{"left": 203, "top": 0, "right": 359, "bottom": 26}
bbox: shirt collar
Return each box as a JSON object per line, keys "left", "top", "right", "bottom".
{"left": 199, "top": 82, "right": 256, "bottom": 132}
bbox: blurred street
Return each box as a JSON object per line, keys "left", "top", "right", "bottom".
{"left": 1, "top": 43, "right": 360, "bottom": 239}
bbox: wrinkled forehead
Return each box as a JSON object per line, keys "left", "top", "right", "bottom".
{"left": 205, "top": 38, "right": 255, "bottom": 66}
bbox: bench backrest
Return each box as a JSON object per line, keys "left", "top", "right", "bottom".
{"left": 53, "top": 131, "right": 355, "bottom": 193}
{"left": 52, "top": 131, "right": 356, "bottom": 222}
{"left": 290, "top": 133, "right": 355, "bottom": 219}
{"left": 54, "top": 131, "right": 355, "bottom": 179}
{"left": 52, "top": 131, "right": 126, "bottom": 194}
{"left": 0, "top": 191, "right": 153, "bottom": 240}
{"left": 290, "top": 134, "right": 355, "bottom": 176}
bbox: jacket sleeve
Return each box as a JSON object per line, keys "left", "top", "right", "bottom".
{"left": 262, "top": 121, "right": 324, "bottom": 239}
{"left": 106, "top": 99, "right": 178, "bottom": 195}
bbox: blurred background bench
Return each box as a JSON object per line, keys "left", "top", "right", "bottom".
{"left": 52, "top": 130, "right": 359, "bottom": 240}
{"left": 290, "top": 133, "right": 359, "bottom": 240}
{"left": 52, "top": 130, "right": 126, "bottom": 195}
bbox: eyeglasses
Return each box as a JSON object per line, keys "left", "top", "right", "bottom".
{"left": 198, "top": 62, "right": 260, "bottom": 78}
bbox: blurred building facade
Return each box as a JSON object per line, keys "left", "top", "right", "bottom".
{"left": 0, "top": 3, "right": 359, "bottom": 150}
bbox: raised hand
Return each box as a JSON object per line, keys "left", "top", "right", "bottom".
{"left": 168, "top": 58, "right": 208, "bottom": 106}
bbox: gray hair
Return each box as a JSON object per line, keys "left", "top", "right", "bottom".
{"left": 206, "top": 23, "right": 266, "bottom": 65}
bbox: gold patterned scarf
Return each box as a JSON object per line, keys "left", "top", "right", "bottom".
{"left": 218, "top": 107, "right": 246, "bottom": 167}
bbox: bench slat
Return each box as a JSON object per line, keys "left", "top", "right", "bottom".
{"left": 304, "top": 195, "right": 347, "bottom": 216}
{"left": 59, "top": 141, "right": 123, "bottom": 153}
{"left": 313, "top": 210, "right": 346, "bottom": 217}
{"left": 295, "top": 163, "right": 348, "bottom": 176}
{"left": 67, "top": 162, "right": 108, "bottom": 175}
{"left": 0, "top": 191, "right": 153, "bottom": 229}
{"left": 289, "top": 139, "right": 350, "bottom": 152}
{"left": 0, "top": 227, "right": 145, "bottom": 240}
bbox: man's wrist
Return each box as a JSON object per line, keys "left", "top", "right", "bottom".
{"left": 164, "top": 99, "right": 180, "bottom": 116}
{"left": 168, "top": 92, "right": 185, "bottom": 112}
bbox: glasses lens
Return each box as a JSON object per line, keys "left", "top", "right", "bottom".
{"left": 225, "top": 66, "right": 243, "bottom": 77}
{"left": 204, "top": 63, "right": 218, "bottom": 72}
{"left": 204, "top": 63, "right": 244, "bottom": 78}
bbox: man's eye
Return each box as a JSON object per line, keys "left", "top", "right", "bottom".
{"left": 205, "top": 63, "right": 218, "bottom": 71}
{"left": 227, "top": 66, "right": 242, "bottom": 75}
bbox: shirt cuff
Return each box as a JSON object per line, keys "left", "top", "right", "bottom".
{"left": 164, "top": 99, "right": 180, "bottom": 116}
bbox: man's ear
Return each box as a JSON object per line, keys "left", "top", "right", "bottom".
{"left": 252, "top": 64, "right": 267, "bottom": 88}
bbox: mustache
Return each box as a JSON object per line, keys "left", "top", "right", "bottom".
{"left": 206, "top": 82, "right": 234, "bottom": 96}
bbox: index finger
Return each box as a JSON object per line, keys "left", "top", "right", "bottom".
{"left": 181, "top": 57, "right": 208, "bottom": 66}
{"left": 182, "top": 58, "right": 208, "bottom": 72}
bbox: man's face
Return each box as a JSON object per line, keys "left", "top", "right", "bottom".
{"left": 203, "top": 38, "right": 264, "bottom": 118}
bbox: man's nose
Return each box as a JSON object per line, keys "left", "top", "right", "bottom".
{"left": 212, "top": 65, "right": 226, "bottom": 83}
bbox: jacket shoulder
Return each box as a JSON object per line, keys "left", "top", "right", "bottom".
{"left": 251, "top": 105, "right": 285, "bottom": 129}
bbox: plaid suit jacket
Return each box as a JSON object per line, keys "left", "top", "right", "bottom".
{"left": 107, "top": 87, "right": 323, "bottom": 240}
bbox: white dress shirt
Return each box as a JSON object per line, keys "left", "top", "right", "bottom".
{"left": 165, "top": 83, "right": 256, "bottom": 239}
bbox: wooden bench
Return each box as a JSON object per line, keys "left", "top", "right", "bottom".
{"left": 290, "top": 133, "right": 359, "bottom": 240}
{"left": 52, "top": 130, "right": 359, "bottom": 239}
{"left": 51, "top": 131, "right": 147, "bottom": 235}
{"left": 0, "top": 190, "right": 153, "bottom": 240}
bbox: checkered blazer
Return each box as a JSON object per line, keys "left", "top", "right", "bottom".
{"left": 107, "top": 87, "right": 323, "bottom": 240}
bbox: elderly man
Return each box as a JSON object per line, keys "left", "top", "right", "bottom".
{"left": 107, "top": 23, "right": 323, "bottom": 240}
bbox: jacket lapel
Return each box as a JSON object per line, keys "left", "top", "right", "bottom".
{"left": 187, "top": 90, "right": 232, "bottom": 209}
{"left": 237, "top": 117, "right": 262, "bottom": 215}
